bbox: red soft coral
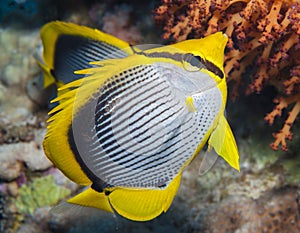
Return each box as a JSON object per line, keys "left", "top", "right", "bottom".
{"left": 155, "top": 0, "right": 300, "bottom": 151}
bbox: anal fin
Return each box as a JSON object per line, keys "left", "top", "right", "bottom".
{"left": 108, "top": 173, "right": 182, "bottom": 221}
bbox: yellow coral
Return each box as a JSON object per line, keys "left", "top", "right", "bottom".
{"left": 155, "top": 0, "right": 300, "bottom": 150}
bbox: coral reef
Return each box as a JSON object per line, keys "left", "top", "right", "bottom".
{"left": 0, "top": 140, "right": 53, "bottom": 181}
{"left": 0, "top": 192, "right": 7, "bottom": 232}
{"left": 201, "top": 187, "right": 300, "bottom": 233}
{"left": 155, "top": 0, "right": 300, "bottom": 151}
{"left": 87, "top": 1, "right": 159, "bottom": 44}
{"left": 226, "top": 171, "right": 282, "bottom": 199}
{"left": 15, "top": 175, "right": 71, "bottom": 215}
{"left": 174, "top": 145, "right": 300, "bottom": 233}
{"left": 88, "top": 3, "right": 143, "bottom": 44}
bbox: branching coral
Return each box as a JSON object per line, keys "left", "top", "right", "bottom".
{"left": 155, "top": 0, "right": 300, "bottom": 151}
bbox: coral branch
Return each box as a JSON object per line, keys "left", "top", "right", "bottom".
{"left": 155, "top": 0, "right": 300, "bottom": 150}
{"left": 257, "top": 0, "right": 283, "bottom": 43}
{"left": 266, "top": 94, "right": 300, "bottom": 151}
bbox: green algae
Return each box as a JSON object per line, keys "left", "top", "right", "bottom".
{"left": 15, "top": 175, "right": 71, "bottom": 215}
{"left": 280, "top": 157, "right": 300, "bottom": 185}
{"left": 240, "top": 135, "right": 278, "bottom": 172}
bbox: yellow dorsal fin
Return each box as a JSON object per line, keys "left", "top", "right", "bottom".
{"left": 43, "top": 103, "right": 92, "bottom": 186}
{"left": 107, "top": 173, "right": 182, "bottom": 221}
{"left": 40, "top": 21, "right": 131, "bottom": 88}
{"left": 43, "top": 76, "right": 92, "bottom": 185}
{"left": 208, "top": 115, "right": 240, "bottom": 171}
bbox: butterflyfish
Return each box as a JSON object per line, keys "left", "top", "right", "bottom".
{"left": 40, "top": 21, "right": 239, "bottom": 221}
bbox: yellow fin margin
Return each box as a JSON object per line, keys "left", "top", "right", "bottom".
{"left": 43, "top": 78, "right": 91, "bottom": 186}
{"left": 208, "top": 115, "right": 240, "bottom": 171}
{"left": 40, "top": 21, "right": 131, "bottom": 88}
{"left": 108, "top": 173, "right": 182, "bottom": 221}
{"left": 67, "top": 174, "right": 182, "bottom": 221}
{"left": 43, "top": 106, "right": 92, "bottom": 185}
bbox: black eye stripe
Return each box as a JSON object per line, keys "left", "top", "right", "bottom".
{"left": 182, "top": 53, "right": 224, "bottom": 78}
{"left": 181, "top": 53, "right": 204, "bottom": 68}
{"left": 202, "top": 59, "right": 224, "bottom": 79}
{"left": 131, "top": 47, "right": 224, "bottom": 79}
{"left": 193, "top": 55, "right": 201, "bottom": 63}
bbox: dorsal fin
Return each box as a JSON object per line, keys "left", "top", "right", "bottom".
{"left": 39, "top": 21, "right": 132, "bottom": 88}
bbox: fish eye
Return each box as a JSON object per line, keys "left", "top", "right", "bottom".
{"left": 181, "top": 53, "right": 203, "bottom": 72}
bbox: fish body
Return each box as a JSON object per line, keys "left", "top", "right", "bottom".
{"left": 40, "top": 21, "right": 239, "bottom": 221}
